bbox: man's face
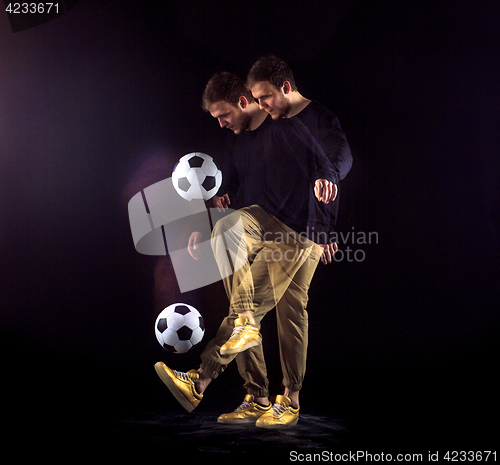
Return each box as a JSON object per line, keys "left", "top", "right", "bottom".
{"left": 208, "top": 100, "right": 250, "bottom": 134}
{"left": 250, "top": 81, "right": 290, "bottom": 119}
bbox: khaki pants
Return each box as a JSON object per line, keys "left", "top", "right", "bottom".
{"left": 200, "top": 205, "right": 321, "bottom": 395}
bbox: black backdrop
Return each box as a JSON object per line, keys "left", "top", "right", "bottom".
{"left": 1, "top": 0, "right": 498, "bottom": 453}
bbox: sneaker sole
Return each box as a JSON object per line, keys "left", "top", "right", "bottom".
{"left": 217, "top": 417, "right": 259, "bottom": 425}
{"left": 220, "top": 338, "right": 262, "bottom": 356}
{"left": 154, "top": 362, "right": 196, "bottom": 413}
{"left": 255, "top": 418, "right": 299, "bottom": 429}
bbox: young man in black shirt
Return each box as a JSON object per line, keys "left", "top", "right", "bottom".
{"left": 242, "top": 55, "right": 352, "bottom": 408}
{"left": 155, "top": 72, "right": 337, "bottom": 427}
{"left": 247, "top": 55, "right": 352, "bottom": 260}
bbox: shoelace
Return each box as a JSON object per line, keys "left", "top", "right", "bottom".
{"left": 174, "top": 370, "right": 191, "bottom": 381}
{"left": 229, "top": 325, "right": 246, "bottom": 339}
{"left": 272, "top": 403, "right": 286, "bottom": 417}
{"left": 235, "top": 401, "right": 252, "bottom": 411}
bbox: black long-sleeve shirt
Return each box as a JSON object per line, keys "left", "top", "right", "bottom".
{"left": 294, "top": 100, "right": 352, "bottom": 237}
{"left": 295, "top": 101, "right": 352, "bottom": 184}
{"left": 217, "top": 114, "right": 338, "bottom": 243}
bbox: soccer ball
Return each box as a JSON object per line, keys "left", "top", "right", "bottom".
{"left": 155, "top": 303, "right": 205, "bottom": 353}
{"left": 172, "top": 152, "right": 222, "bottom": 201}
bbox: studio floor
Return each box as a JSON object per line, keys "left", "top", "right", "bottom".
{"left": 109, "top": 408, "right": 349, "bottom": 460}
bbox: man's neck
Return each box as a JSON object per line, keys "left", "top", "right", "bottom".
{"left": 286, "top": 92, "right": 311, "bottom": 118}
{"left": 247, "top": 104, "right": 269, "bottom": 131}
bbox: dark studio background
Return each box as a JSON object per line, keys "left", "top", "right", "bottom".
{"left": 1, "top": 0, "right": 498, "bottom": 455}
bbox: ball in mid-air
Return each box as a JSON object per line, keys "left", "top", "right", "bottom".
{"left": 172, "top": 152, "right": 222, "bottom": 201}
{"left": 155, "top": 303, "right": 205, "bottom": 353}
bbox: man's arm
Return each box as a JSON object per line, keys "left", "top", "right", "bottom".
{"left": 213, "top": 134, "right": 238, "bottom": 211}
{"left": 315, "top": 111, "right": 353, "bottom": 183}
{"left": 275, "top": 118, "right": 338, "bottom": 203}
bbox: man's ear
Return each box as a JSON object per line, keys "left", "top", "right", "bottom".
{"left": 282, "top": 81, "right": 292, "bottom": 95}
{"left": 239, "top": 95, "right": 249, "bottom": 109}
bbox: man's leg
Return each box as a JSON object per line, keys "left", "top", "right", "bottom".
{"left": 255, "top": 242, "right": 321, "bottom": 429}
{"left": 235, "top": 245, "right": 319, "bottom": 410}
{"left": 215, "top": 206, "right": 321, "bottom": 403}
{"left": 276, "top": 245, "right": 321, "bottom": 408}
{"left": 235, "top": 345, "right": 270, "bottom": 402}
{"left": 199, "top": 207, "right": 268, "bottom": 380}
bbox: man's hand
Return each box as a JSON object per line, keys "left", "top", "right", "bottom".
{"left": 213, "top": 193, "right": 231, "bottom": 212}
{"left": 187, "top": 231, "right": 203, "bottom": 260}
{"left": 319, "top": 242, "right": 338, "bottom": 264}
{"left": 314, "top": 179, "right": 337, "bottom": 204}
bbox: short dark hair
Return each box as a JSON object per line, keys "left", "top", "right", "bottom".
{"left": 247, "top": 55, "right": 297, "bottom": 91}
{"left": 202, "top": 72, "right": 254, "bottom": 111}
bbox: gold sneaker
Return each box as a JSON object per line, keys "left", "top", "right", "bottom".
{"left": 220, "top": 317, "right": 262, "bottom": 355}
{"left": 154, "top": 362, "right": 203, "bottom": 412}
{"left": 255, "top": 395, "right": 299, "bottom": 429}
{"left": 217, "top": 394, "right": 272, "bottom": 424}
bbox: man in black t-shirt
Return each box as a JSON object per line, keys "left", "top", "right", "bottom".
{"left": 248, "top": 56, "right": 352, "bottom": 258}
{"left": 241, "top": 55, "right": 353, "bottom": 416}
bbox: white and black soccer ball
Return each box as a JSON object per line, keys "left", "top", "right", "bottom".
{"left": 155, "top": 303, "right": 205, "bottom": 353}
{"left": 172, "top": 152, "right": 222, "bottom": 201}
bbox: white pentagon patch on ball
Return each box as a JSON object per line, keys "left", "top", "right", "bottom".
{"left": 155, "top": 303, "right": 205, "bottom": 354}
{"left": 172, "top": 152, "right": 222, "bottom": 201}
